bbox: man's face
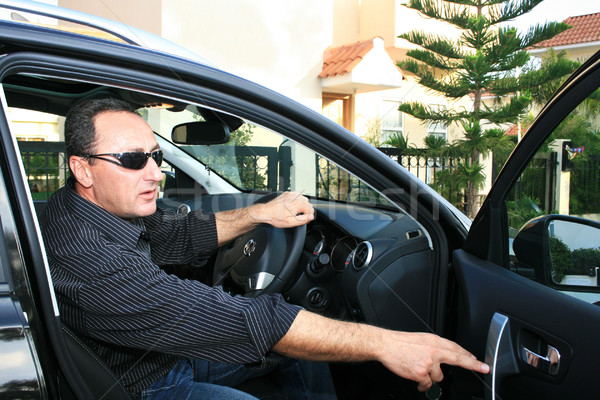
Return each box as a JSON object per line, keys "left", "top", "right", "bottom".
{"left": 82, "top": 110, "right": 164, "bottom": 219}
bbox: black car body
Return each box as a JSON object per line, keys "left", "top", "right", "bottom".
{"left": 0, "top": 1, "right": 599, "bottom": 399}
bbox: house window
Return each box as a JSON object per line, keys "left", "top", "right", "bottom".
{"left": 381, "top": 100, "right": 403, "bottom": 142}
{"left": 427, "top": 104, "right": 447, "bottom": 139}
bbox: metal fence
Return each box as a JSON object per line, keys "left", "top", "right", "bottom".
{"left": 14, "top": 142, "right": 476, "bottom": 211}
{"left": 505, "top": 152, "right": 557, "bottom": 214}
{"left": 315, "top": 157, "right": 386, "bottom": 204}
{"left": 377, "top": 147, "right": 467, "bottom": 210}
{"left": 20, "top": 142, "right": 595, "bottom": 219}
{"left": 19, "top": 141, "right": 68, "bottom": 200}
{"left": 315, "top": 147, "right": 468, "bottom": 208}
{"left": 182, "top": 145, "right": 292, "bottom": 192}
{"left": 570, "top": 156, "right": 600, "bottom": 214}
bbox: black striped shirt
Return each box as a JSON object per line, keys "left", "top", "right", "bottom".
{"left": 40, "top": 180, "right": 301, "bottom": 394}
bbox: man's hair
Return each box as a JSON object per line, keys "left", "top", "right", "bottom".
{"left": 64, "top": 97, "right": 137, "bottom": 162}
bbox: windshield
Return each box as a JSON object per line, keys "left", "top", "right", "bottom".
{"left": 145, "top": 105, "right": 396, "bottom": 208}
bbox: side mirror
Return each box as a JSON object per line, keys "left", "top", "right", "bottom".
{"left": 513, "top": 214, "right": 600, "bottom": 289}
{"left": 172, "top": 121, "right": 230, "bottom": 145}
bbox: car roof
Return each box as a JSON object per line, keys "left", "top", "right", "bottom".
{"left": 0, "top": 0, "right": 211, "bottom": 66}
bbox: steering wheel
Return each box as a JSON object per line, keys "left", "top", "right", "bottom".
{"left": 213, "top": 192, "right": 307, "bottom": 297}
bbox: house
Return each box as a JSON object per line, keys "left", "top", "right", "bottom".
{"left": 53, "top": 0, "right": 470, "bottom": 149}
{"left": 323, "top": 1, "right": 472, "bottom": 148}
{"left": 505, "top": 12, "right": 600, "bottom": 141}
{"left": 528, "top": 12, "right": 600, "bottom": 62}
{"left": 319, "top": 37, "right": 403, "bottom": 134}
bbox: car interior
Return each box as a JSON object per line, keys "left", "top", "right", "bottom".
{"left": 2, "top": 3, "right": 600, "bottom": 399}
{"left": 5, "top": 72, "right": 446, "bottom": 399}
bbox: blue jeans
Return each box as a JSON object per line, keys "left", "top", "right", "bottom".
{"left": 141, "top": 358, "right": 337, "bottom": 399}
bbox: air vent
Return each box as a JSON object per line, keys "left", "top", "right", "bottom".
{"left": 406, "top": 229, "right": 422, "bottom": 240}
{"left": 352, "top": 241, "right": 373, "bottom": 270}
{"left": 177, "top": 203, "right": 191, "bottom": 216}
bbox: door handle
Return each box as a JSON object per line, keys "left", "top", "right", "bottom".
{"left": 485, "top": 313, "right": 518, "bottom": 400}
{"left": 521, "top": 345, "right": 561, "bottom": 376}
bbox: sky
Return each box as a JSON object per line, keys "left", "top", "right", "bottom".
{"left": 23, "top": 1, "right": 600, "bottom": 28}
{"left": 509, "top": 0, "right": 599, "bottom": 31}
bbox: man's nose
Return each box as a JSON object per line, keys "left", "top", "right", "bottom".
{"left": 145, "top": 156, "right": 164, "bottom": 181}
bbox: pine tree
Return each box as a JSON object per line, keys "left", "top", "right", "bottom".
{"left": 397, "top": 0, "right": 576, "bottom": 218}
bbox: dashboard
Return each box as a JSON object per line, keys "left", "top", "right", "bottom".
{"left": 284, "top": 202, "right": 435, "bottom": 332}
{"left": 169, "top": 194, "right": 437, "bottom": 332}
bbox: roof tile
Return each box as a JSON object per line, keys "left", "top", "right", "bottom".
{"left": 533, "top": 12, "right": 600, "bottom": 48}
{"left": 505, "top": 122, "right": 531, "bottom": 136}
{"left": 320, "top": 38, "right": 375, "bottom": 78}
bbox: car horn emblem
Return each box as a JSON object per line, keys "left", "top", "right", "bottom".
{"left": 243, "top": 239, "right": 256, "bottom": 257}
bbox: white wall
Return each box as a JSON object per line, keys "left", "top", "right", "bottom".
{"left": 161, "top": 0, "right": 332, "bottom": 112}
{"left": 58, "top": 0, "right": 333, "bottom": 112}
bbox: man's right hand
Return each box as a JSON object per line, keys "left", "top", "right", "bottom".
{"left": 273, "top": 310, "right": 489, "bottom": 392}
{"left": 376, "top": 330, "right": 489, "bottom": 392}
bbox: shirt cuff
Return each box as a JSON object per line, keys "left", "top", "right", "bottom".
{"left": 241, "top": 293, "right": 302, "bottom": 366}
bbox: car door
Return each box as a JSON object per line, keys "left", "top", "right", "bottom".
{"left": 450, "top": 51, "right": 600, "bottom": 399}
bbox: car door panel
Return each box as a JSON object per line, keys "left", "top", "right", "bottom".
{"left": 450, "top": 51, "right": 600, "bottom": 399}
{"left": 452, "top": 248, "right": 600, "bottom": 399}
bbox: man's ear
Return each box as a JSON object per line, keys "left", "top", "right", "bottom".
{"left": 69, "top": 156, "right": 93, "bottom": 188}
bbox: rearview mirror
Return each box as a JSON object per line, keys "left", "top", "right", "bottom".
{"left": 513, "top": 214, "right": 600, "bottom": 289}
{"left": 172, "top": 121, "right": 230, "bottom": 145}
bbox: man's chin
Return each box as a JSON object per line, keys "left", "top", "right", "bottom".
{"left": 140, "top": 204, "right": 157, "bottom": 217}
{"left": 134, "top": 200, "right": 157, "bottom": 218}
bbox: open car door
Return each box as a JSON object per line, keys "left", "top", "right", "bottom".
{"left": 450, "top": 51, "right": 600, "bottom": 399}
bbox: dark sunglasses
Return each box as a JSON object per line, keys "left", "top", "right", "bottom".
{"left": 85, "top": 149, "right": 163, "bottom": 170}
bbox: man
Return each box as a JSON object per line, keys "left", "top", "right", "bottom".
{"left": 41, "top": 98, "right": 489, "bottom": 399}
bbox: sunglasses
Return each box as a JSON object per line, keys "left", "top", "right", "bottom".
{"left": 85, "top": 149, "right": 163, "bottom": 170}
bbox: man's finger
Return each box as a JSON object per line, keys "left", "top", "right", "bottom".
{"left": 442, "top": 351, "right": 489, "bottom": 374}
{"left": 432, "top": 336, "right": 476, "bottom": 357}
{"left": 292, "top": 213, "right": 313, "bottom": 224}
{"left": 429, "top": 368, "right": 444, "bottom": 383}
{"left": 417, "top": 376, "right": 433, "bottom": 392}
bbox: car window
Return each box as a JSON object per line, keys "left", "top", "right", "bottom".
{"left": 5, "top": 74, "right": 398, "bottom": 213}
{"left": 507, "top": 84, "right": 600, "bottom": 304}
